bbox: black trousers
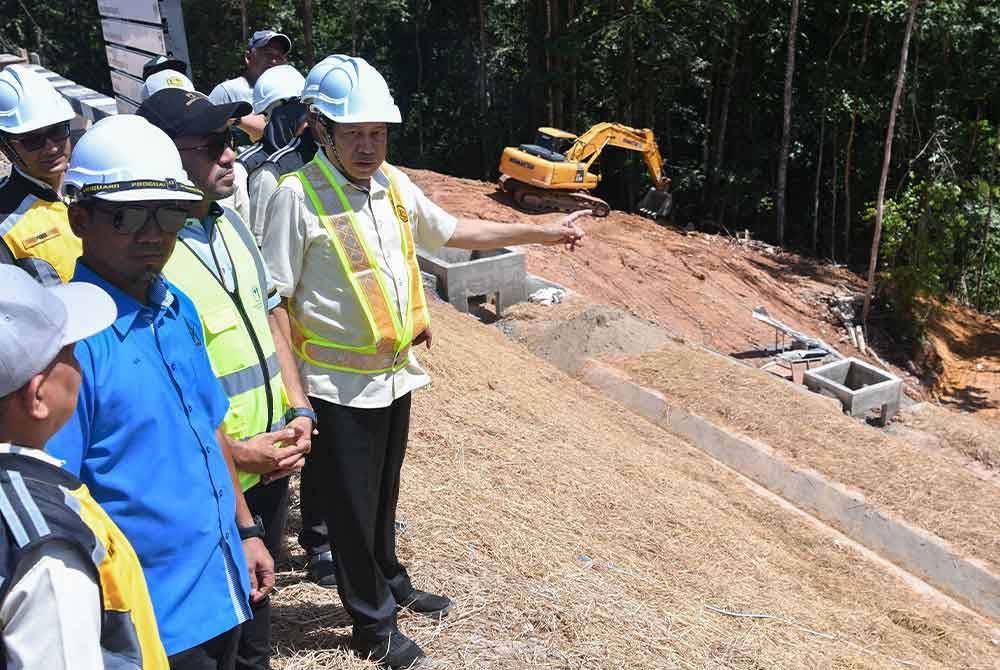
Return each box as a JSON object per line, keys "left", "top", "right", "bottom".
{"left": 310, "top": 394, "right": 415, "bottom": 637}
{"left": 168, "top": 625, "right": 241, "bottom": 670}
{"left": 235, "top": 476, "right": 291, "bottom": 670}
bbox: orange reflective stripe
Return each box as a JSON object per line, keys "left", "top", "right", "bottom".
{"left": 290, "top": 319, "right": 410, "bottom": 372}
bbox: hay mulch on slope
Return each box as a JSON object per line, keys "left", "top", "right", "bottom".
{"left": 898, "top": 403, "right": 1000, "bottom": 471}
{"left": 616, "top": 344, "right": 1000, "bottom": 570}
{"left": 270, "top": 302, "right": 998, "bottom": 669}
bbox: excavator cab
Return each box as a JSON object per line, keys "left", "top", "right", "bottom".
{"left": 518, "top": 127, "right": 575, "bottom": 163}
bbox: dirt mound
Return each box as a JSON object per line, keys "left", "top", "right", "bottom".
{"left": 918, "top": 300, "right": 1000, "bottom": 415}
{"left": 270, "top": 301, "right": 998, "bottom": 669}
{"left": 898, "top": 402, "right": 1000, "bottom": 471}
{"left": 497, "top": 297, "right": 674, "bottom": 372}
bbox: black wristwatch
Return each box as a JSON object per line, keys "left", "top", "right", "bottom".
{"left": 238, "top": 514, "right": 266, "bottom": 541}
{"left": 284, "top": 406, "right": 317, "bottom": 425}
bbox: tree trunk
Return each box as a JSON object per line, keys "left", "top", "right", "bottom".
{"left": 812, "top": 114, "right": 826, "bottom": 255}
{"left": 414, "top": 1, "right": 424, "bottom": 157}
{"left": 861, "top": 0, "right": 921, "bottom": 331}
{"left": 711, "top": 22, "right": 741, "bottom": 223}
{"left": 351, "top": 1, "right": 360, "bottom": 55}
{"left": 302, "top": 0, "right": 315, "bottom": 67}
{"left": 239, "top": 0, "right": 247, "bottom": 46}
{"left": 830, "top": 121, "right": 839, "bottom": 262}
{"left": 775, "top": 0, "right": 800, "bottom": 248}
{"left": 975, "top": 126, "right": 999, "bottom": 309}
{"left": 478, "top": 0, "right": 490, "bottom": 178}
{"left": 843, "top": 13, "right": 872, "bottom": 262}
{"left": 567, "top": 0, "right": 578, "bottom": 131}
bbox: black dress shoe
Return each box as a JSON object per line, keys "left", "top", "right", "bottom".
{"left": 305, "top": 550, "right": 337, "bottom": 588}
{"left": 351, "top": 629, "right": 426, "bottom": 668}
{"left": 396, "top": 590, "right": 453, "bottom": 618}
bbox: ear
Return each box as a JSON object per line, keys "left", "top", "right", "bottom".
{"left": 67, "top": 203, "right": 89, "bottom": 238}
{"left": 20, "top": 373, "right": 49, "bottom": 421}
{"left": 245, "top": 50, "right": 252, "bottom": 68}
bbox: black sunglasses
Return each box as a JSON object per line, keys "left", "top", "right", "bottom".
{"left": 92, "top": 203, "right": 189, "bottom": 235}
{"left": 178, "top": 128, "right": 236, "bottom": 158}
{"left": 11, "top": 122, "right": 71, "bottom": 152}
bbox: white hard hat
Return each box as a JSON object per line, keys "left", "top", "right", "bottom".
{"left": 0, "top": 65, "right": 75, "bottom": 135}
{"left": 65, "top": 115, "right": 202, "bottom": 203}
{"left": 300, "top": 55, "right": 350, "bottom": 105}
{"left": 141, "top": 69, "right": 194, "bottom": 101}
{"left": 252, "top": 64, "right": 305, "bottom": 115}
{"left": 307, "top": 56, "right": 401, "bottom": 124}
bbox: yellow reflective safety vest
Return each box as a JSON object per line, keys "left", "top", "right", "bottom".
{"left": 0, "top": 452, "right": 168, "bottom": 669}
{"left": 0, "top": 169, "right": 81, "bottom": 285}
{"left": 285, "top": 158, "right": 430, "bottom": 374}
{"left": 163, "top": 207, "right": 287, "bottom": 491}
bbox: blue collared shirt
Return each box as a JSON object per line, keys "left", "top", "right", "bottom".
{"left": 47, "top": 262, "right": 251, "bottom": 655}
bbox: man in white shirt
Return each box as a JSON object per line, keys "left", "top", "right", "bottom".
{"left": 262, "top": 55, "right": 588, "bottom": 669}
{"left": 0, "top": 265, "right": 168, "bottom": 669}
{"left": 209, "top": 29, "right": 291, "bottom": 146}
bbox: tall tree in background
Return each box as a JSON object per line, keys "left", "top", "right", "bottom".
{"left": 302, "top": 0, "right": 314, "bottom": 67}
{"left": 861, "top": 0, "right": 920, "bottom": 331}
{"left": 775, "top": 0, "right": 801, "bottom": 247}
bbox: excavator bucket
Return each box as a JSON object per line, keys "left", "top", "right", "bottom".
{"left": 637, "top": 187, "right": 672, "bottom": 220}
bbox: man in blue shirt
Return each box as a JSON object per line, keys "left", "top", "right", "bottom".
{"left": 46, "top": 114, "right": 275, "bottom": 670}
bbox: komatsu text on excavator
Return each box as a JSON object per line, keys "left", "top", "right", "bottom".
{"left": 498, "top": 122, "right": 672, "bottom": 219}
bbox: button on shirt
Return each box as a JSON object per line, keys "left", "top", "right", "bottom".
{"left": 261, "top": 151, "right": 457, "bottom": 409}
{"left": 47, "top": 262, "right": 251, "bottom": 656}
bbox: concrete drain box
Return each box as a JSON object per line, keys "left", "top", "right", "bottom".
{"left": 803, "top": 357, "right": 902, "bottom": 425}
{"left": 417, "top": 247, "right": 526, "bottom": 316}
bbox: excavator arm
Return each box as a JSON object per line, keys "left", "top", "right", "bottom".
{"left": 563, "top": 122, "right": 670, "bottom": 190}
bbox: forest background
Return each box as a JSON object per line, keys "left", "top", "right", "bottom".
{"left": 2, "top": 0, "right": 999, "bottom": 335}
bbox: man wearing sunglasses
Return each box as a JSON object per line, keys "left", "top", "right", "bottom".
{"left": 0, "top": 65, "right": 82, "bottom": 285}
{"left": 137, "top": 88, "right": 315, "bottom": 670}
{"left": 47, "top": 114, "right": 274, "bottom": 670}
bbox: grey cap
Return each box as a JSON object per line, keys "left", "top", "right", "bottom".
{"left": 248, "top": 29, "right": 291, "bottom": 53}
{"left": 0, "top": 266, "right": 117, "bottom": 397}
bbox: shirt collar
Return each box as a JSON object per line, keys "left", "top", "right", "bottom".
{"left": 184, "top": 202, "right": 225, "bottom": 237}
{"left": 12, "top": 165, "right": 61, "bottom": 201}
{"left": 72, "top": 261, "right": 180, "bottom": 337}
{"left": 315, "top": 149, "right": 390, "bottom": 197}
{"left": 0, "top": 443, "right": 65, "bottom": 467}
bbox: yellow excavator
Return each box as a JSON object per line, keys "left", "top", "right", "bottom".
{"left": 497, "top": 122, "right": 672, "bottom": 219}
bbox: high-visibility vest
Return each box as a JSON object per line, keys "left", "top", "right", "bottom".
{"left": 0, "top": 171, "right": 81, "bottom": 285}
{"left": 163, "top": 207, "right": 287, "bottom": 491}
{"left": 285, "top": 158, "right": 430, "bottom": 374}
{"left": 0, "top": 453, "right": 168, "bottom": 669}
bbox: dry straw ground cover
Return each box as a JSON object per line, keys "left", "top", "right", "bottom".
{"left": 271, "top": 303, "right": 998, "bottom": 669}
{"left": 617, "top": 345, "right": 1000, "bottom": 570}
{"left": 899, "top": 403, "right": 1000, "bottom": 471}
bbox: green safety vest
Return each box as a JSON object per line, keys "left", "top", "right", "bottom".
{"left": 163, "top": 207, "right": 287, "bottom": 491}
{"left": 283, "top": 158, "right": 430, "bottom": 374}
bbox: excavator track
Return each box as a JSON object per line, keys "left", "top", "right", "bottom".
{"left": 499, "top": 176, "right": 611, "bottom": 217}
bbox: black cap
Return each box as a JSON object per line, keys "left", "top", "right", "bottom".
{"left": 136, "top": 89, "right": 251, "bottom": 138}
{"left": 142, "top": 55, "right": 188, "bottom": 81}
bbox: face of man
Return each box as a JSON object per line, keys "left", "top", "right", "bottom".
{"left": 175, "top": 127, "right": 237, "bottom": 202}
{"left": 3, "top": 121, "right": 71, "bottom": 182}
{"left": 330, "top": 122, "right": 388, "bottom": 184}
{"left": 245, "top": 40, "right": 288, "bottom": 83}
{"left": 69, "top": 200, "right": 188, "bottom": 301}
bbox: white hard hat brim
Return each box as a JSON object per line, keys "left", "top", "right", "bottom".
{"left": 94, "top": 188, "right": 203, "bottom": 203}
{"left": 314, "top": 106, "right": 402, "bottom": 124}
{"left": 7, "top": 111, "right": 75, "bottom": 136}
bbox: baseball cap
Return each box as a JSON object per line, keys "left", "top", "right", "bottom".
{"left": 136, "top": 88, "right": 251, "bottom": 138}
{"left": 248, "top": 29, "right": 291, "bottom": 53}
{"left": 141, "top": 69, "right": 195, "bottom": 101}
{"left": 0, "top": 266, "right": 117, "bottom": 397}
{"left": 142, "top": 55, "right": 188, "bottom": 81}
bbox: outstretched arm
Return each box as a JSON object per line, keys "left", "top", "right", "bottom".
{"left": 446, "top": 209, "right": 590, "bottom": 251}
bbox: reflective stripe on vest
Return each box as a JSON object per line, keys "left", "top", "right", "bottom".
{"left": 288, "top": 158, "right": 430, "bottom": 374}
{"left": 0, "top": 193, "right": 81, "bottom": 285}
{"left": 162, "top": 208, "right": 287, "bottom": 491}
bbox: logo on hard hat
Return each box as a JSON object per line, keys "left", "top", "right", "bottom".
{"left": 166, "top": 76, "right": 184, "bottom": 87}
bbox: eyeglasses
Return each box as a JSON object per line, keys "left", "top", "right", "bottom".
{"left": 92, "top": 203, "right": 189, "bottom": 235}
{"left": 11, "top": 122, "right": 71, "bottom": 152}
{"left": 177, "top": 128, "right": 235, "bottom": 158}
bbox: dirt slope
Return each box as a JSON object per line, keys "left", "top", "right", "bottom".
{"left": 271, "top": 301, "right": 998, "bottom": 669}
{"left": 403, "top": 168, "right": 864, "bottom": 364}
